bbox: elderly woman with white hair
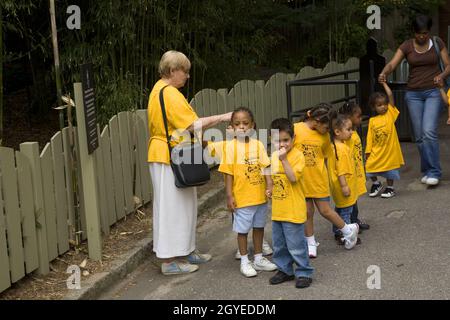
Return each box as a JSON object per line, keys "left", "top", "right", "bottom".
{"left": 147, "top": 50, "right": 232, "bottom": 275}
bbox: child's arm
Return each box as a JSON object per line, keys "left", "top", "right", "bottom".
{"left": 225, "top": 174, "right": 236, "bottom": 212}
{"left": 279, "top": 147, "right": 297, "bottom": 183}
{"left": 381, "top": 81, "right": 394, "bottom": 106}
{"left": 264, "top": 174, "right": 273, "bottom": 198}
{"left": 338, "top": 175, "right": 351, "bottom": 197}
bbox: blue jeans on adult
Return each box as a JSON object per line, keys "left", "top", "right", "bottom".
{"left": 332, "top": 206, "right": 353, "bottom": 235}
{"left": 272, "top": 221, "right": 314, "bottom": 278}
{"left": 405, "top": 88, "right": 443, "bottom": 179}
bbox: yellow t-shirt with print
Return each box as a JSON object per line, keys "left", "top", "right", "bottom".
{"left": 328, "top": 142, "right": 357, "bottom": 208}
{"left": 147, "top": 80, "right": 199, "bottom": 164}
{"left": 218, "top": 138, "right": 271, "bottom": 208}
{"left": 365, "top": 104, "right": 404, "bottom": 173}
{"left": 345, "top": 131, "right": 367, "bottom": 196}
{"left": 271, "top": 148, "right": 307, "bottom": 224}
{"left": 293, "top": 122, "right": 332, "bottom": 198}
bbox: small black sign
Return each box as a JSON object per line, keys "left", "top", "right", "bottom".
{"left": 81, "top": 63, "right": 98, "bottom": 154}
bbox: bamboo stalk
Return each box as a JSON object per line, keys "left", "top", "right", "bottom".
{"left": 0, "top": 5, "right": 3, "bottom": 145}
{"left": 49, "top": 0, "right": 64, "bottom": 128}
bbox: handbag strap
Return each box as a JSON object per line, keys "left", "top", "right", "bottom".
{"left": 159, "top": 85, "right": 173, "bottom": 156}
{"left": 432, "top": 36, "right": 445, "bottom": 72}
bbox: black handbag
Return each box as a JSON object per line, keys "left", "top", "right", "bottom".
{"left": 159, "top": 85, "right": 210, "bottom": 188}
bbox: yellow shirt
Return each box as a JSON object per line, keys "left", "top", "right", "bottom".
{"left": 147, "top": 80, "right": 199, "bottom": 164}
{"left": 293, "top": 122, "right": 332, "bottom": 198}
{"left": 206, "top": 140, "right": 228, "bottom": 163}
{"left": 365, "top": 104, "right": 405, "bottom": 173}
{"left": 328, "top": 142, "right": 357, "bottom": 208}
{"left": 218, "top": 138, "right": 270, "bottom": 208}
{"left": 447, "top": 89, "right": 450, "bottom": 104}
{"left": 271, "top": 148, "right": 307, "bottom": 224}
{"left": 345, "top": 131, "right": 367, "bottom": 196}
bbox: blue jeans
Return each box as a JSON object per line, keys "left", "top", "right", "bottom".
{"left": 350, "top": 202, "right": 359, "bottom": 224}
{"left": 405, "top": 88, "right": 443, "bottom": 179}
{"left": 332, "top": 206, "right": 353, "bottom": 235}
{"left": 272, "top": 221, "right": 314, "bottom": 278}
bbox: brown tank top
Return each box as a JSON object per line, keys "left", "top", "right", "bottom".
{"left": 399, "top": 37, "right": 445, "bottom": 91}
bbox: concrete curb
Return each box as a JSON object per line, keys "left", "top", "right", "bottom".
{"left": 63, "top": 185, "right": 225, "bottom": 300}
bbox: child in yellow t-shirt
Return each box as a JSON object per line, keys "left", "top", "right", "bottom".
{"left": 268, "top": 118, "right": 314, "bottom": 289}
{"left": 437, "top": 84, "right": 450, "bottom": 125}
{"left": 365, "top": 80, "right": 405, "bottom": 199}
{"left": 218, "top": 107, "right": 277, "bottom": 278}
{"left": 328, "top": 112, "right": 359, "bottom": 243}
{"left": 293, "top": 103, "right": 359, "bottom": 257}
{"left": 339, "top": 101, "right": 370, "bottom": 233}
{"left": 207, "top": 125, "right": 273, "bottom": 259}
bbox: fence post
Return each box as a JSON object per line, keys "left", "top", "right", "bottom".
{"left": 74, "top": 82, "right": 102, "bottom": 261}
{"left": 20, "top": 142, "right": 50, "bottom": 275}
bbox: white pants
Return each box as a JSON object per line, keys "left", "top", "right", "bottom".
{"left": 149, "top": 163, "right": 197, "bottom": 258}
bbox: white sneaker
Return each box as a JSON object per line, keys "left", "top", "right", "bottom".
{"left": 421, "top": 176, "right": 428, "bottom": 184}
{"left": 262, "top": 240, "right": 273, "bottom": 256}
{"left": 343, "top": 224, "right": 359, "bottom": 250}
{"left": 308, "top": 242, "right": 319, "bottom": 258}
{"left": 235, "top": 249, "right": 242, "bottom": 260}
{"left": 240, "top": 261, "right": 257, "bottom": 277}
{"left": 253, "top": 256, "right": 277, "bottom": 271}
{"left": 426, "top": 177, "right": 439, "bottom": 186}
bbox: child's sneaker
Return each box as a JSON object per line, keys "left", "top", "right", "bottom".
{"left": 369, "top": 182, "right": 383, "bottom": 197}
{"left": 240, "top": 261, "right": 257, "bottom": 277}
{"left": 262, "top": 239, "right": 273, "bottom": 256}
{"left": 381, "top": 187, "right": 395, "bottom": 198}
{"left": 308, "top": 242, "right": 319, "bottom": 258}
{"left": 253, "top": 257, "right": 277, "bottom": 271}
{"left": 295, "top": 277, "right": 313, "bottom": 289}
{"left": 343, "top": 223, "right": 359, "bottom": 250}
{"left": 235, "top": 249, "right": 242, "bottom": 260}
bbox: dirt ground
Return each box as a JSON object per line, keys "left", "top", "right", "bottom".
{"left": 0, "top": 169, "right": 224, "bottom": 300}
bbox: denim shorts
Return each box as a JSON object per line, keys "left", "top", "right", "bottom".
{"left": 305, "top": 196, "right": 331, "bottom": 202}
{"left": 233, "top": 203, "right": 268, "bottom": 234}
{"left": 366, "top": 169, "right": 400, "bottom": 180}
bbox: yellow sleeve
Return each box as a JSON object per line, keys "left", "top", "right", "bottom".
{"left": 164, "top": 86, "right": 199, "bottom": 131}
{"left": 387, "top": 103, "right": 400, "bottom": 121}
{"left": 447, "top": 89, "right": 450, "bottom": 105}
{"left": 292, "top": 152, "right": 305, "bottom": 181}
{"left": 322, "top": 134, "right": 333, "bottom": 159}
{"left": 218, "top": 142, "right": 234, "bottom": 175}
{"left": 336, "top": 148, "right": 352, "bottom": 177}
{"left": 258, "top": 141, "right": 271, "bottom": 168}
{"left": 365, "top": 120, "right": 373, "bottom": 154}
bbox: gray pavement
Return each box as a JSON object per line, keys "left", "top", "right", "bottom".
{"left": 98, "top": 116, "right": 450, "bottom": 300}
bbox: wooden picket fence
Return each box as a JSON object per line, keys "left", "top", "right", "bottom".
{"left": 1, "top": 49, "right": 401, "bottom": 294}
{"left": 0, "top": 110, "right": 151, "bottom": 293}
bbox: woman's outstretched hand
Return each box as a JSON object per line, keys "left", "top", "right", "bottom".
{"left": 378, "top": 73, "right": 386, "bottom": 83}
